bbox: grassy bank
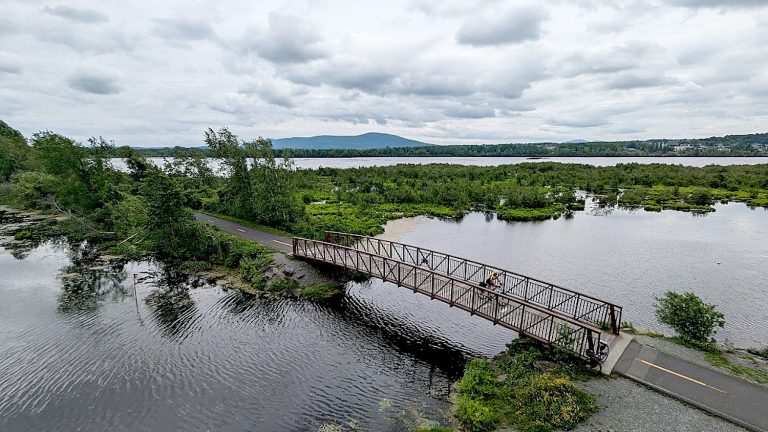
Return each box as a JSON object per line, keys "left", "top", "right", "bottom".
{"left": 623, "top": 325, "right": 768, "bottom": 386}
{"left": 452, "top": 339, "right": 598, "bottom": 432}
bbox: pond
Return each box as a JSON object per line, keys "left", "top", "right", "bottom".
{"left": 382, "top": 200, "right": 768, "bottom": 348}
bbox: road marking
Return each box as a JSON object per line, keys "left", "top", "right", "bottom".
{"left": 207, "top": 220, "right": 214, "bottom": 223}
{"left": 237, "top": 228, "right": 246, "bottom": 233}
{"left": 272, "top": 240, "right": 292, "bottom": 247}
{"left": 639, "top": 359, "right": 727, "bottom": 393}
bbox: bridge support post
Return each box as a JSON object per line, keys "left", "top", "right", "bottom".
{"left": 430, "top": 276, "right": 435, "bottom": 299}
{"left": 609, "top": 305, "right": 619, "bottom": 334}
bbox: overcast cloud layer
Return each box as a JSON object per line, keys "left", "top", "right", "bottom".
{"left": 1, "top": 0, "right": 767, "bottom": 146}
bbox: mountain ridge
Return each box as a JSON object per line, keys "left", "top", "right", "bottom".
{"left": 272, "top": 132, "right": 432, "bottom": 150}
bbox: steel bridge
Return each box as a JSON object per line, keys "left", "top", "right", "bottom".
{"left": 292, "top": 232, "right": 624, "bottom": 362}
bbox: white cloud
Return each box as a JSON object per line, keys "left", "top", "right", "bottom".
{"left": 0, "top": 0, "right": 766, "bottom": 145}
{"left": 67, "top": 70, "right": 122, "bottom": 95}
{"left": 455, "top": 5, "right": 548, "bottom": 46}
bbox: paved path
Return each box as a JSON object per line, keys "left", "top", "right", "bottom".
{"left": 193, "top": 213, "right": 293, "bottom": 254}
{"left": 614, "top": 341, "right": 768, "bottom": 432}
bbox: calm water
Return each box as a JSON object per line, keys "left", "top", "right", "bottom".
{"left": 383, "top": 201, "right": 768, "bottom": 348}
{"left": 110, "top": 156, "right": 768, "bottom": 172}
{"left": 2, "top": 202, "right": 767, "bottom": 430}
{"left": 0, "top": 219, "right": 512, "bottom": 431}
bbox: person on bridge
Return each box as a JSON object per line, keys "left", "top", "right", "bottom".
{"left": 485, "top": 272, "right": 499, "bottom": 290}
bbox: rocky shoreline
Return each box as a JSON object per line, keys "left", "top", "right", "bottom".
{"left": 0, "top": 205, "right": 347, "bottom": 300}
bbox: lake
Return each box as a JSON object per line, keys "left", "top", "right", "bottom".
{"left": 383, "top": 200, "right": 768, "bottom": 348}
{"left": 2, "top": 200, "right": 767, "bottom": 430}
{"left": 109, "top": 156, "right": 768, "bottom": 172}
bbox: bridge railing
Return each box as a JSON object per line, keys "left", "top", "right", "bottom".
{"left": 294, "top": 237, "right": 603, "bottom": 360}
{"left": 324, "top": 231, "right": 622, "bottom": 334}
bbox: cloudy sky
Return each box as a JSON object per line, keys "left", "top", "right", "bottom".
{"left": 1, "top": 0, "right": 767, "bottom": 146}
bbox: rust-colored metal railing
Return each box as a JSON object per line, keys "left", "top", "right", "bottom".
{"left": 323, "top": 231, "right": 622, "bottom": 334}
{"left": 293, "top": 237, "right": 603, "bottom": 360}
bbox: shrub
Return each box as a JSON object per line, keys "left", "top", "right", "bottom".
{"left": 14, "top": 229, "right": 31, "bottom": 240}
{"left": 453, "top": 396, "right": 499, "bottom": 432}
{"left": 513, "top": 373, "right": 597, "bottom": 430}
{"left": 686, "top": 188, "right": 713, "bottom": 206}
{"left": 456, "top": 359, "right": 498, "bottom": 400}
{"left": 654, "top": 291, "right": 725, "bottom": 344}
{"left": 521, "top": 422, "right": 552, "bottom": 432}
{"left": 239, "top": 256, "right": 271, "bottom": 289}
{"left": 179, "top": 260, "right": 213, "bottom": 273}
{"left": 268, "top": 277, "right": 298, "bottom": 293}
{"left": 299, "top": 283, "right": 340, "bottom": 300}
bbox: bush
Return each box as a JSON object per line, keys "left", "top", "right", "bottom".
{"left": 686, "top": 188, "right": 713, "bottom": 206}
{"left": 453, "top": 396, "right": 499, "bottom": 432}
{"left": 14, "top": 229, "right": 31, "bottom": 240}
{"left": 239, "top": 256, "right": 271, "bottom": 289}
{"left": 268, "top": 277, "right": 298, "bottom": 293}
{"left": 654, "top": 291, "right": 725, "bottom": 344}
{"left": 457, "top": 359, "right": 498, "bottom": 400}
{"left": 513, "top": 373, "right": 597, "bottom": 430}
{"left": 299, "top": 283, "right": 340, "bottom": 300}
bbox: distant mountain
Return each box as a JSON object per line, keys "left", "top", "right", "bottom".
{"left": 563, "top": 139, "right": 588, "bottom": 144}
{"left": 272, "top": 132, "right": 433, "bottom": 150}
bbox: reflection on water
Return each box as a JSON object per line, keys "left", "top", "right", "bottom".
{"left": 0, "top": 218, "right": 501, "bottom": 431}
{"left": 384, "top": 201, "right": 768, "bottom": 348}
{"left": 110, "top": 156, "right": 768, "bottom": 172}
{"left": 58, "top": 243, "right": 129, "bottom": 313}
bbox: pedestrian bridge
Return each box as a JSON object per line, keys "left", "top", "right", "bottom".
{"left": 292, "top": 231, "right": 625, "bottom": 365}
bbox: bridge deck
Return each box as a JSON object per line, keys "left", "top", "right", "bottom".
{"left": 293, "top": 237, "right": 604, "bottom": 360}
{"left": 324, "top": 232, "right": 622, "bottom": 334}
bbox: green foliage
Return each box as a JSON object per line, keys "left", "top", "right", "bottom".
{"left": 521, "top": 422, "right": 552, "bottom": 432}
{"left": 299, "top": 282, "right": 341, "bottom": 300}
{"left": 268, "top": 277, "right": 299, "bottom": 293}
{"left": 239, "top": 257, "right": 270, "bottom": 289}
{"left": 705, "top": 351, "right": 768, "bottom": 385}
{"left": 0, "top": 121, "right": 30, "bottom": 181}
{"left": 205, "top": 128, "right": 304, "bottom": 229}
{"left": 141, "top": 170, "right": 206, "bottom": 259}
{"left": 453, "top": 395, "right": 499, "bottom": 432}
{"left": 686, "top": 187, "right": 714, "bottom": 206}
{"left": 14, "top": 229, "right": 31, "bottom": 240}
{"left": 8, "top": 171, "right": 59, "bottom": 208}
{"left": 457, "top": 359, "right": 498, "bottom": 400}
{"left": 654, "top": 291, "right": 725, "bottom": 344}
{"left": 453, "top": 339, "right": 596, "bottom": 432}
{"left": 290, "top": 163, "right": 768, "bottom": 237}
{"left": 178, "top": 260, "right": 213, "bottom": 273}
{"left": 512, "top": 373, "right": 597, "bottom": 430}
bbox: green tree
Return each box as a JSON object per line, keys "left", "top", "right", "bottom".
{"left": 245, "top": 137, "right": 304, "bottom": 227}
{"left": 0, "top": 120, "right": 30, "bottom": 181}
{"left": 654, "top": 291, "right": 725, "bottom": 344}
{"left": 28, "top": 132, "right": 119, "bottom": 215}
{"left": 141, "top": 169, "right": 207, "bottom": 259}
{"left": 204, "top": 127, "right": 253, "bottom": 218}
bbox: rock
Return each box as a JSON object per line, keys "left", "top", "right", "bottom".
{"left": 534, "top": 360, "right": 557, "bottom": 372}
{"left": 496, "top": 373, "right": 508, "bottom": 382}
{"left": 282, "top": 266, "right": 295, "bottom": 276}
